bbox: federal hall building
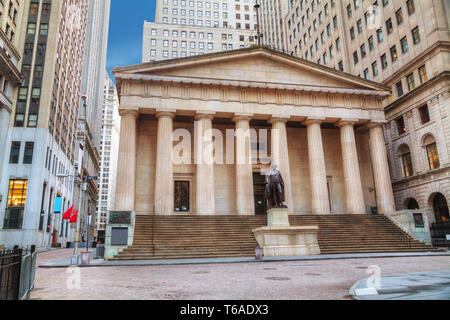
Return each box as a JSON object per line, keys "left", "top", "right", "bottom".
{"left": 105, "top": 46, "right": 441, "bottom": 260}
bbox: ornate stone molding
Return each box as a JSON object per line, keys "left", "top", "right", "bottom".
{"left": 119, "top": 109, "right": 139, "bottom": 119}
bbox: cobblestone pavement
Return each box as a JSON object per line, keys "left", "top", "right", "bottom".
{"left": 31, "top": 250, "right": 450, "bottom": 300}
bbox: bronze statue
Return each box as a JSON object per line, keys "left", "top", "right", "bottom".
{"left": 265, "top": 165, "right": 287, "bottom": 209}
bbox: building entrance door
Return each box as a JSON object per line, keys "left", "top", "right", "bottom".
{"left": 253, "top": 172, "right": 266, "bottom": 215}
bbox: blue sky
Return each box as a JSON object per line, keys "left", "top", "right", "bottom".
{"left": 106, "top": 0, "right": 156, "bottom": 77}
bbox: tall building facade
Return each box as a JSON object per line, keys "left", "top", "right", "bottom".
{"left": 0, "top": 0, "right": 90, "bottom": 249}
{"left": 260, "top": 0, "right": 449, "bottom": 232}
{"left": 142, "top": 0, "right": 259, "bottom": 62}
{"left": 76, "top": 0, "right": 111, "bottom": 242}
{"left": 0, "top": 0, "right": 25, "bottom": 209}
{"left": 97, "top": 74, "right": 120, "bottom": 231}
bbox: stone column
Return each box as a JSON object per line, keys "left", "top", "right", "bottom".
{"left": 269, "top": 117, "right": 293, "bottom": 214}
{"left": 115, "top": 110, "right": 139, "bottom": 211}
{"left": 337, "top": 120, "right": 366, "bottom": 214}
{"left": 233, "top": 114, "right": 255, "bottom": 215}
{"left": 154, "top": 112, "right": 175, "bottom": 215}
{"left": 304, "top": 118, "right": 330, "bottom": 215}
{"left": 195, "top": 113, "right": 215, "bottom": 215}
{"left": 368, "top": 122, "right": 396, "bottom": 215}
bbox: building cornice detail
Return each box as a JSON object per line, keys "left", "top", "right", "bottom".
{"left": 116, "top": 73, "right": 390, "bottom": 97}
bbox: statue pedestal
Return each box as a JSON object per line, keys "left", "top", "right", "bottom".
{"left": 252, "top": 208, "right": 320, "bottom": 257}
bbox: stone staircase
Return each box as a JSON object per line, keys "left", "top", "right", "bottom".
{"left": 109, "top": 214, "right": 440, "bottom": 260}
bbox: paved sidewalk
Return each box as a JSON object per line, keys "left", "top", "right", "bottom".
{"left": 39, "top": 251, "right": 450, "bottom": 268}
{"left": 350, "top": 270, "right": 450, "bottom": 300}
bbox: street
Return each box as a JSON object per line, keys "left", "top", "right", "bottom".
{"left": 31, "top": 249, "right": 450, "bottom": 300}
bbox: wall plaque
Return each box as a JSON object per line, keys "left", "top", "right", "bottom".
{"left": 109, "top": 211, "right": 132, "bottom": 225}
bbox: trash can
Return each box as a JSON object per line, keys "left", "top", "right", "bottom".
{"left": 96, "top": 244, "right": 105, "bottom": 259}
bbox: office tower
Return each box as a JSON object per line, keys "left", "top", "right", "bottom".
{"left": 0, "top": 0, "right": 89, "bottom": 248}
{"left": 97, "top": 74, "right": 120, "bottom": 231}
{"left": 143, "top": 0, "right": 259, "bottom": 62}
{"left": 262, "top": 0, "right": 450, "bottom": 239}
{"left": 76, "top": 0, "right": 111, "bottom": 242}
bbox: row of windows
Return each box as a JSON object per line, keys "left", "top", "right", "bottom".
{"left": 399, "top": 138, "right": 440, "bottom": 179}
{"left": 393, "top": 64, "right": 427, "bottom": 99}
{"left": 9, "top": 141, "right": 34, "bottom": 164}
{"left": 151, "top": 43, "right": 242, "bottom": 58}
{"left": 161, "top": 16, "right": 255, "bottom": 30}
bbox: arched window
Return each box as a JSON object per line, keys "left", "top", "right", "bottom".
{"left": 398, "top": 144, "right": 413, "bottom": 177}
{"left": 431, "top": 193, "right": 449, "bottom": 223}
{"left": 404, "top": 197, "right": 419, "bottom": 210}
{"left": 422, "top": 134, "right": 440, "bottom": 170}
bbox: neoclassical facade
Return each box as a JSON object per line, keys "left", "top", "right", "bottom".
{"left": 111, "top": 46, "right": 396, "bottom": 219}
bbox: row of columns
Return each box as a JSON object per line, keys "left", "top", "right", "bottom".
{"left": 115, "top": 110, "right": 395, "bottom": 216}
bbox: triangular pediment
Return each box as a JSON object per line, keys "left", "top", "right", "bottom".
{"left": 113, "top": 46, "right": 390, "bottom": 93}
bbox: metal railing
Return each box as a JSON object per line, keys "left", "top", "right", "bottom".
{"left": 0, "top": 246, "right": 37, "bottom": 300}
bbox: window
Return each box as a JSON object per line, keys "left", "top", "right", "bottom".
{"left": 396, "top": 9, "right": 403, "bottom": 25}
{"left": 353, "top": 51, "right": 358, "bottom": 65}
{"left": 14, "top": 113, "right": 24, "bottom": 127}
{"left": 426, "top": 143, "right": 440, "bottom": 170}
{"left": 396, "top": 117, "right": 406, "bottom": 135}
{"left": 407, "top": 0, "right": 415, "bottom": 15}
{"left": 386, "top": 18, "right": 393, "bottom": 34}
{"left": 338, "top": 61, "right": 344, "bottom": 71}
{"left": 381, "top": 54, "right": 388, "bottom": 69}
{"left": 419, "top": 65, "right": 428, "bottom": 83}
{"left": 27, "top": 23, "right": 36, "bottom": 34}
{"left": 18, "top": 87, "right": 28, "bottom": 101}
{"left": 419, "top": 105, "right": 430, "bottom": 124}
{"left": 407, "top": 73, "right": 415, "bottom": 90}
{"left": 364, "top": 68, "right": 369, "bottom": 80}
{"left": 396, "top": 81, "right": 404, "bottom": 97}
{"left": 9, "top": 142, "right": 21, "bottom": 164}
{"left": 412, "top": 26, "right": 420, "bottom": 44}
{"left": 401, "top": 37, "right": 408, "bottom": 53}
{"left": 377, "top": 28, "right": 383, "bottom": 42}
{"left": 368, "top": 36, "right": 374, "bottom": 50}
{"left": 4, "top": 180, "right": 28, "bottom": 229}
{"left": 28, "top": 114, "right": 38, "bottom": 128}
{"left": 390, "top": 45, "right": 398, "bottom": 62}
{"left": 360, "top": 44, "right": 366, "bottom": 58}
{"left": 174, "top": 181, "right": 190, "bottom": 212}
{"left": 347, "top": 5, "right": 352, "bottom": 17}
{"left": 350, "top": 27, "right": 355, "bottom": 40}
{"left": 357, "top": 19, "right": 362, "bottom": 33}
{"left": 372, "top": 61, "right": 378, "bottom": 77}
{"left": 401, "top": 151, "right": 414, "bottom": 177}
{"left": 40, "top": 24, "right": 49, "bottom": 35}
{"left": 23, "top": 142, "right": 34, "bottom": 164}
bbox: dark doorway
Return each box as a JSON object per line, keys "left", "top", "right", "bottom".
{"left": 253, "top": 172, "right": 266, "bottom": 215}
{"left": 433, "top": 193, "right": 449, "bottom": 223}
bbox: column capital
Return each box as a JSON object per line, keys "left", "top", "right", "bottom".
{"left": 336, "top": 119, "right": 359, "bottom": 128}
{"left": 268, "top": 115, "right": 290, "bottom": 124}
{"left": 156, "top": 111, "right": 175, "bottom": 119}
{"left": 366, "top": 120, "right": 387, "bottom": 129}
{"left": 195, "top": 111, "right": 216, "bottom": 121}
{"left": 303, "top": 117, "right": 325, "bottom": 126}
{"left": 232, "top": 113, "right": 253, "bottom": 122}
{"left": 119, "top": 109, "right": 139, "bottom": 119}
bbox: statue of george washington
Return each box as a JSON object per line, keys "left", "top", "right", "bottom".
{"left": 264, "top": 164, "right": 287, "bottom": 209}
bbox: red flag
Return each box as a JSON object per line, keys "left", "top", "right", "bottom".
{"left": 69, "top": 209, "right": 78, "bottom": 223}
{"left": 62, "top": 205, "right": 73, "bottom": 220}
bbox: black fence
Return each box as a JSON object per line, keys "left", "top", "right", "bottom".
{"left": 430, "top": 221, "right": 450, "bottom": 248}
{"left": 0, "top": 246, "right": 37, "bottom": 300}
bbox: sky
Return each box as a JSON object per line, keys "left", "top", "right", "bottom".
{"left": 106, "top": 0, "right": 156, "bottom": 78}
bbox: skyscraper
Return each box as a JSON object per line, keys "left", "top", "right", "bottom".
{"left": 76, "top": 0, "right": 111, "bottom": 242}
{"left": 143, "top": 0, "right": 259, "bottom": 62}
{"left": 97, "top": 74, "right": 120, "bottom": 231}
{"left": 260, "top": 0, "right": 450, "bottom": 238}
{"left": 0, "top": 0, "right": 90, "bottom": 249}
{"left": 0, "top": 0, "right": 24, "bottom": 210}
